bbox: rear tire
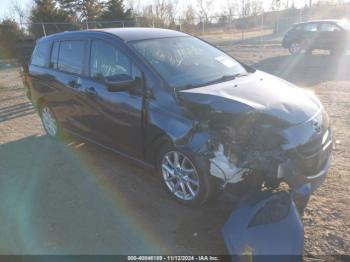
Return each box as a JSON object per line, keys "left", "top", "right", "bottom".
{"left": 39, "top": 104, "right": 61, "bottom": 139}
{"left": 157, "top": 143, "right": 217, "bottom": 206}
{"left": 330, "top": 47, "right": 347, "bottom": 57}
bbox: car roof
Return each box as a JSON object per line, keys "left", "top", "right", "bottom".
{"left": 39, "top": 27, "right": 189, "bottom": 43}
{"left": 91, "top": 27, "right": 188, "bottom": 41}
{"left": 294, "top": 19, "right": 343, "bottom": 26}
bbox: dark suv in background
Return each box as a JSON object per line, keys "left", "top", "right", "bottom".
{"left": 282, "top": 19, "right": 350, "bottom": 55}
{"left": 26, "top": 28, "right": 332, "bottom": 206}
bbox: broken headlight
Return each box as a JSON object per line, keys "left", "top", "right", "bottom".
{"left": 248, "top": 192, "right": 291, "bottom": 227}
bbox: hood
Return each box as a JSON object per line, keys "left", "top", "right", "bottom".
{"left": 179, "top": 71, "right": 322, "bottom": 126}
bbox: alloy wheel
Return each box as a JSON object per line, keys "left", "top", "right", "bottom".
{"left": 289, "top": 42, "right": 301, "bottom": 54}
{"left": 41, "top": 106, "right": 58, "bottom": 137}
{"left": 161, "top": 151, "right": 200, "bottom": 201}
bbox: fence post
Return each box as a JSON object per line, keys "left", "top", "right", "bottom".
{"left": 41, "top": 23, "right": 47, "bottom": 36}
{"left": 260, "top": 13, "right": 264, "bottom": 44}
{"left": 86, "top": 21, "right": 89, "bottom": 29}
{"left": 202, "top": 18, "right": 204, "bottom": 34}
{"left": 178, "top": 17, "right": 182, "bottom": 32}
{"left": 122, "top": 21, "right": 125, "bottom": 28}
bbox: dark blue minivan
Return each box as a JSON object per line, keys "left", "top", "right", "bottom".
{"left": 27, "top": 28, "right": 332, "bottom": 206}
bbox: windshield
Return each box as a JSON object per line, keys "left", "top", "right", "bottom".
{"left": 130, "top": 36, "right": 248, "bottom": 89}
{"left": 338, "top": 20, "right": 350, "bottom": 30}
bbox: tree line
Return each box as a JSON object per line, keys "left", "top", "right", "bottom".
{"left": 0, "top": 0, "right": 347, "bottom": 59}
{"left": 0, "top": 0, "right": 133, "bottom": 58}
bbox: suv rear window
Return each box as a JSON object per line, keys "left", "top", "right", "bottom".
{"left": 31, "top": 41, "right": 51, "bottom": 67}
{"left": 58, "top": 41, "right": 85, "bottom": 75}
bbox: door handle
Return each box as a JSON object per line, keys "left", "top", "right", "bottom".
{"left": 85, "top": 86, "right": 97, "bottom": 95}
{"left": 68, "top": 80, "right": 77, "bottom": 88}
{"left": 68, "top": 77, "right": 82, "bottom": 89}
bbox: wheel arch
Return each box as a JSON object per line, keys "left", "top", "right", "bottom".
{"left": 36, "top": 97, "right": 47, "bottom": 112}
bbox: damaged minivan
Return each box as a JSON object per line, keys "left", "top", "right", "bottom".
{"left": 27, "top": 28, "right": 332, "bottom": 206}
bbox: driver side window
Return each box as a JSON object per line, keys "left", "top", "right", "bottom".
{"left": 90, "top": 40, "right": 131, "bottom": 81}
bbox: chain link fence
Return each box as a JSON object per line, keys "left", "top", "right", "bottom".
{"left": 16, "top": 8, "right": 310, "bottom": 46}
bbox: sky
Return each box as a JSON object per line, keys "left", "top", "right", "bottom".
{"left": 0, "top": 0, "right": 341, "bottom": 21}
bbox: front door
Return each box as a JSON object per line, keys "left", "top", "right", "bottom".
{"left": 78, "top": 39, "right": 144, "bottom": 158}
{"left": 301, "top": 23, "right": 320, "bottom": 50}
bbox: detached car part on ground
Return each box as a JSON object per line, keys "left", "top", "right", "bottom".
{"left": 25, "top": 28, "right": 332, "bottom": 255}
{"left": 222, "top": 183, "right": 313, "bottom": 260}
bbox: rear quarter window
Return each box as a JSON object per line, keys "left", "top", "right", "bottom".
{"left": 50, "top": 41, "right": 60, "bottom": 69}
{"left": 31, "top": 41, "right": 51, "bottom": 67}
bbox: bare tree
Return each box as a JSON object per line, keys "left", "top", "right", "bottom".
{"left": 12, "top": 1, "right": 27, "bottom": 28}
{"left": 240, "top": 0, "right": 252, "bottom": 17}
{"left": 140, "top": 0, "right": 179, "bottom": 28}
{"left": 225, "top": 0, "right": 238, "bottom": 21}
{"left": 251, "top": 0, "right": 263, "bottom": 16}
{"left": 271, "top": 0, "right": 282, "bottom": 10}
{"left": 196, "top": 0, "right": 213, "bottom": 23}
{"left": 181, "top": 5, "right": 196, "bottom": 32}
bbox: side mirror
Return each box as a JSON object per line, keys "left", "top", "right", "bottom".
{"left": 105, "top": 74, "right": 135, "bottom": 92}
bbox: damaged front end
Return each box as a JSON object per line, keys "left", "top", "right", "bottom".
{"left": 177, "top": 71, "right": 332, "bottom": 196}
{"left": 178, "top": 83, "right": 332, "bottom": 198}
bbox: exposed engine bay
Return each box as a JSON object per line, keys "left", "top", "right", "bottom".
{"left": 205, "top": 110, "right": 332, "bottom": 193}
{"left": 177, "top": 71, "right": 333, "bottom": 194}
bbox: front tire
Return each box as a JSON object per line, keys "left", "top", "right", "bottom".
{"left": 39, "top": 104, "right": 60, "bottom": 139}
{"left": 289, "top": 41, "right": 302, "bottom": 55}
{"left": 157, "top": 144, "right": 215, "bottom": 206}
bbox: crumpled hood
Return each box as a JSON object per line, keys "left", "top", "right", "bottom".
{"left": 179, "top": 71, "right": 322, "bottom": 125}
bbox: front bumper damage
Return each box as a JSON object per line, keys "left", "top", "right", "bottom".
{"left": 221, "top": 152, "right": 331, "bottom": 259}
{"left": 205, "top": 107, "right": 332, "bottom": 192}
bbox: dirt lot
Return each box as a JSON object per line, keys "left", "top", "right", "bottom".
{"left": 0, "top": 44, "right": 349, "bottom": 257}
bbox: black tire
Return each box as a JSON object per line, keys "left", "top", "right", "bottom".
{"left": 39, "top": 103, "right": 61, "bottom": 139}
{"left": 330, "top": 47, "right": 347, "bottom": 57}
{"left": 157, "top": 143, "right": 218, "bottom": 206}
{"left": 305, "top": 48, "right": 313, "bottom": 55}
{"left": 289, "top": 41, "right": 302, "bottom": 55}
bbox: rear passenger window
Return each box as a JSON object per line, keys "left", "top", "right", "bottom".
{"left": 294, "top": 25, "right": 302, "bottom": 31}
{"left": 90, "top": 40, "right": 131, "bottom": 80}
{"left": 303, "top": 23, "right": 318, "bottom": 32}
{"left": 58, "top": 41, "right": 85, "bottom": 75}
{"left": 50, "top": 41, "right": 60, "bottom": 69}
{"left": 31, "top": 41, "right": 51, "bottom": 67}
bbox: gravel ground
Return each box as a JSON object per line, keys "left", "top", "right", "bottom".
{"left": 0, "top": 43, "right": 349, "bottom": 258}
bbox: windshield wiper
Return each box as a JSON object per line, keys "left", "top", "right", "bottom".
{"left": 178, "top": 73, "right": 249, "bottom": 91}
{"left": 203, "top": 73, "right": 248, "bottom": 86}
